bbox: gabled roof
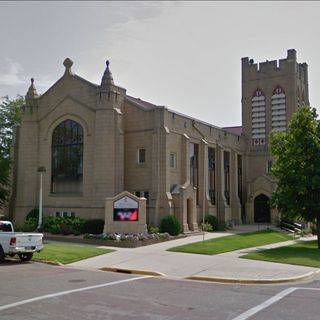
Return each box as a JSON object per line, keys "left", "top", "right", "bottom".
{"left": 125, "top": 95, "right": 160, "bottom": 110}
{"left": 223, "top": 126, "right": 242, "bottom": 136}
{"left": 126, "top": 95, "right": 243, "bottom": 137}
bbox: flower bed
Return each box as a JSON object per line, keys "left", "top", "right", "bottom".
{"left": 44, "top": 232, "right": 186, "bottom": 248}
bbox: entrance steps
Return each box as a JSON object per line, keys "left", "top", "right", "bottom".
{"left": 183, "top": 230, "right": 204, "bottom": 236}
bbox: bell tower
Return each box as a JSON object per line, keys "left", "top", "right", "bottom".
{"left": 241, "top": 49, "right": 309, "bottom": 150}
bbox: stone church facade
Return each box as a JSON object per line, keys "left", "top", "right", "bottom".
{"left": 9, "top": 49, "right": 310, "bottom": 231}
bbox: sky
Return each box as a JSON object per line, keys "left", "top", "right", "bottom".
{"left": 1, "top": 1, "right": 320, "bottom": 127}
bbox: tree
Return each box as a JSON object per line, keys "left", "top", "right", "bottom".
{"left": 0, "top": 156, "right": 10, "bottom": 209}
{"left": 0, "top": 96, "right": 24, "bottom": 209}
{"left": 0, "top": 95, "right": 23, "bottom": 159}
{"left": 270, "top": 106, "right": 320, "bottom": 249}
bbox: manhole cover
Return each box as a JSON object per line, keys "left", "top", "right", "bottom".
{"left": 68, "top": 279, "right": 86, "bottom": 283}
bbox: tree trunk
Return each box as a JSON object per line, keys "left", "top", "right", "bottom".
{"left": 317, "top": 213, "right": 320, "bottom": 249}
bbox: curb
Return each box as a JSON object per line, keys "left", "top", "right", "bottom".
{"left": 33, "top": 259, "right": 64, "bottom": 267}
{"left": 185, "top": 270, "right": 320, "bottom": 285}
{"left": 100, "top": 267, "right": 164, "bottom": 277}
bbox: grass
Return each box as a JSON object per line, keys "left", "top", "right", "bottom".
{"left": 241, "top": 240, "right": 320, "bottom": 268}
{"left": 33, "top": 242, "right": 114, "bottom": 264}
{"left": 168, "top": 230, "right": 293, "bottom": 255}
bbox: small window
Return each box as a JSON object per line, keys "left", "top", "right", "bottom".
{"left": 267, "top": 160, "right": 273, "bottom": 174}
{"left": 135, "top": 191, "right": 141, "bottom": 197}
{"left": 135, "top": 191, "right": 149, "bottom": 204}
{"left": 55, "top": 212, "right": 61, "bottom": 217}
{"left": 170, "top": 152, "right": 177, "bottom": 168}
{"left": 137, "top": 148, "right": 146, "bottom": 164}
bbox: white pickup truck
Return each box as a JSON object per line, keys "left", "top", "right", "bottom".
{"left": 0, "top": 220, "right": 43, "bottom": 262}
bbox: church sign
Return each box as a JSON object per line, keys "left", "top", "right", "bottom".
{"left": 113, "top": 196, "right": 139, "bottom": 221}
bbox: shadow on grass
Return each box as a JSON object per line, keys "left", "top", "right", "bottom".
{"left": 242, "top": 241, "right": 320, "bottom": 268}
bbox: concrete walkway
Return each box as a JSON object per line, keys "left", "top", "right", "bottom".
{"left": 69, "top": 226, "right": 319, "bottom": 282}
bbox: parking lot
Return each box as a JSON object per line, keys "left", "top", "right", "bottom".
{"left": 0, "top": 261, "right": 319, "bottom": 320}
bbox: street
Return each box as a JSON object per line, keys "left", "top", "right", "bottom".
{"left": 0, "top": 261, "right": 319, "bottom": 320}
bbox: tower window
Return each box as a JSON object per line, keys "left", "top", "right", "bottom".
{"left": 251, "top": 89, "right": 266, "bottom": 146}
{"left": 271, "top": 86, "right": 286, "bottom": 132}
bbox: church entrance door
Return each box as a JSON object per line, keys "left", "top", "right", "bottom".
{"left": 254, "top": 194, "right": 271, "bottom": 223}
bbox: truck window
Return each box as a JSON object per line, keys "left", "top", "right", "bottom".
{"left": 0, "top": 222, "right": 12, "bottom": 232}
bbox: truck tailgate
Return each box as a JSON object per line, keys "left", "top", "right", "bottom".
{"left": 15, "top": 233, "right": 43, "bottom": 248}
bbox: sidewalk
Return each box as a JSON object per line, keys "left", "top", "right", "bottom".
{"left": 69, "top": 227, "right": 319, "bottom": 283}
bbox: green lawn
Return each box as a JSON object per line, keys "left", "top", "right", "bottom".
{"left": 241, "top": 240, "right": 320, "bottom": 268}
{"left": 168, "top": 230, "right": 293, "bottom": 255}
{"left": 33, "top": 243, "right": 114, "bottom": 264}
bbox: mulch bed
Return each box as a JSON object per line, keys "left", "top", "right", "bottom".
{"left": 44, "top": 233, "right": 187, "bottom": 248}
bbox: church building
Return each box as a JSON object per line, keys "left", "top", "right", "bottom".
{"left": 10, "top": 49, "right": 309, "bottom": 232}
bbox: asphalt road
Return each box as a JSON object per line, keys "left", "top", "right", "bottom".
{"left": 0, "top": 260, "right": 319, "bottom": 320}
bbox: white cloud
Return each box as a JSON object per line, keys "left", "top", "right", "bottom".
{"left": 0, "top": 59, "right": 25, "bottom": 86}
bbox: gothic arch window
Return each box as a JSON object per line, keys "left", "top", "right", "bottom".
{"left": 271, "top": 86, "right": 286, "bottom": 132}
{"left": 251, "top": 89, "right": 266, "bottom": 146}
{"left": 51, "top": 119, "right": 83, "bottom": 194}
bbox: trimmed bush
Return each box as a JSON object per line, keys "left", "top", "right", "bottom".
{"left": 42, "top": 216, "right": 86, "bottom": 235}
{"left": 83, "top": 219, "right": 105, "bottom": 234}
{"left": 160, "top": 215, "right": 181, "bottom": 236}
{"left": 204, "top": 214, "right": 219, "bottom": 230}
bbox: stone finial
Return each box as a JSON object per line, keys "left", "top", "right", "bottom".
{"left": 26, "top": 78, "right": 38, "bottom": 99}
{"left": 101, "top": 59, "right": 114, "bottom": 88}
{"left": 63, "top": 57, "right": 74, "bottom": 76}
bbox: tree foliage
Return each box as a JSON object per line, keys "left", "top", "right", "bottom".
{"left": 0, "top": 95, "right": 24, "bottom": 209}
{"left": 270, "top": 106, "right": 320, "bottom": 248}
{"left": 0, "top": 95, "right": 23, "bottom": 159}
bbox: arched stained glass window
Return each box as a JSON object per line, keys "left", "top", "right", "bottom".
{"left": 251, "top": 89, "right": 266, "bottom": 146}
{"left": 271, "top": 86, "right": 286, "bottom": 132}
{"left": 51, "top": 119, "right": 83, "bottom": 194}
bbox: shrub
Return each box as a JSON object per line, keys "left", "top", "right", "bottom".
{"left": 204, "top": 214, "right": 219, "bottom": 230}
{"left": 201, "top": 222, "right": 213, "bottom": 232}
{"left": 310, "top": 223, "right": 317, "bottom": 235}
{"left": 49, "top": 224, "right": 61, "bottom": 234}
{"left": 15, "top": 219, "right": 37, "bottom": 232}
{"left": 42, "top": 216, "right": 86, "bottom": 235}
{"left": 83, "top": 219, "right": 105, "bottom": 234}
{"left": 148, "top": 225, "right": 159, "bottom": 234}
{"left": 160, "top": 215, "right": 181, "bottom": 236}
{"left": 26, "top": 208, "right": 39, "bottom": 221}
{"left": 217, "top": 222, "right": 227, "bottom": 231}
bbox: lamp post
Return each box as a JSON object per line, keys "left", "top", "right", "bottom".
{"left": 37, "top": 166, "right": 46, "bottom": 231}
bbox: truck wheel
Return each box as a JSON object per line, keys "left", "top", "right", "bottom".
{"left": 0, "top": 246, "right": 5, "bottom": 262}
{"left": 18, "top": 253, "right": 33, "bottom": 262}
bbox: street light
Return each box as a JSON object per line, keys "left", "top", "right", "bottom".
{"left": 37, "top": 166, "right": 46, "bottom": 231}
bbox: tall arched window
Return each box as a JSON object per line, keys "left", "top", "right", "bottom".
{"left": 51, "top": 119, "right": 83, "bottom": 194}
{"left": 271, "top": 86, "right": 286, "bottom": 132}
{"left": 251, "top": 89, "right": 266, "bottom": 146}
